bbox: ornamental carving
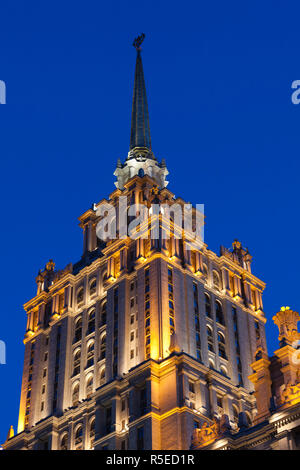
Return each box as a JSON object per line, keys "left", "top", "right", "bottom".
{"left": 192, "top": 418, "right": 220, "bottom": 448}
{"left": 273, "top": 307, "right": 300, "bottom": 346}
{"left": 279, "top": 382, "right": 300, "bottom": 408}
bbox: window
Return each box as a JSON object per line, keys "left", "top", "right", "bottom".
{"left": 75, "top": 425, "right": 83, "bottom": 446}
{"left": 215, "top": 301, "right": 224, "bottom": 325}
{"left": 43, "top": 368, "right": 47, "bottom": 378}
{"left": 100, "top": 334, "right": 106, "bottom": 360}
{"left": 42, "top": 385, "right": 45, "bottom": 394}
{"left": 130, "top": 349, "right": 134, "bottom": 359}
{"left": 90, "top": 279, "right": 97, "bottom": 296}
{"left": 207, "top": 326, "right": 214, "bottom": 352}
{"left": 113, "top": 288, "right": 119, "bottom": 377}
{"left": 233, "top": 307, "right": 243, "bottom": 386}
{"left": 73, "top": 350, "right": 81, "bottom": 376}
{"left": 89, "top": 419, "right": 95, "bottom": 447}
{"left": 74, "top": 317, "right": 82, "bottom": 343}
{"left": 137, "top": 427, "right": 144, "bottom": 450}
{"left": 193, "top": 283, "right": 201, "bottom": 361}
{"left": 140, "top": 387, "right": 147, "bottom": 415}
{"left": 44, "top": 352, "right": 48, "bottom": 361}
{"left": 121, "top": 399, "right": 126, "bottom": 411}
{"left": 189, "top": 381, "right": 195, "bottom": 394}
{"left": 60, "top": 433, "right": 68, "bottom": 450}
{"left": 77, "top": 287, "right": 84, "bottom": 306}
{"left": 41, "top": 401, "right": 44, "bottom": 411}
{"left": 86, "top": 376, "right": 93, "bottom": 398}
{"left": 100, "top": 301, "right": 107, "bottom": 326}
{"left": 87, "top": 309, "right": 95, "bottom": 334}
{"left": 205, "top": 293, "right": 211, "bottom": 317}
{"left": 218, "top": 332, "right": 227, "bottom": 359}
{"left": 255, "top": 320, "right": 260, "bottom": 340}
{"left": 72, "top": 383, "right": 80, "bottom": 406}
{"left": 130, "top": 298, "right": 134, "bottom": 308}
{"left": 145, "top": 268, "right": 151, "bottom": 359}
{"left": 213, "top": 271, "right": 221, "bottom": 290}
{"left": 217, "top": 395, "right": 223, "bottom": 409}
{"left": 86, "top": 342, "right": 94, "bottom": 368}
{"left": 121, "top": 440, "right": 126, "bottom": 450}
{"left": 245, "top": 412, "right": 252, "bottom": 426}
{"left": 168, "top": 267, "right": 175, "bottom": 336}
{"left": 58, "top": 293, "right": 64, "bottom": 315}
{"left": 130, "top": 331, "right": 134, "bottom": 341}
{"left": 130, "top": 315, "right": 134, "bottom": 325}
{"left": 232, "top": 405, "right": 239, "bottom": 424}
{"left": 99, "top": 367, "right": 105, "bottom": 386}
{"left": 106, "top": 407, "right": 112, "bottom": 434}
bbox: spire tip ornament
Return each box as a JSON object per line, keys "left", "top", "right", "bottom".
{"left": 133, "top": 33, "right": 145, "bottom": 51}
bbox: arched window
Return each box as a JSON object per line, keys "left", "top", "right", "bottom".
{"left": 89, "top": 418, "right": 95, "bottom": 448}
{"left": 99, "top": 367, "right": 106, "bottom": 386}
{"left": 77, "top": 287, "right": 84, "bottom": 306}
{"left": 100, "top": 301, "right": 107, "bottom": 326}
{"left": 75, "top": 425, "right": 83, "bottom": 448}
{"left": 207, "top": 325, "right": 214, "bottom": 352}
{"left": 205, "top": 294, "right": 211, "bottom": 317}
{"left": 86, "top": 341, "right": 94, "bottom": 368}
{"left": 213, "top": 271, "right": 221, "bottom": 290}
{"left": 232, "top": 404, "right": 239, "bottom": 425}
{"left": 245, "top": 411, "right": 252, "bottom": 427}
{"left": 215, "top": 301, "right": 224, "bottom": 325}
{"left": 220, "top": 365, "right": 228, "bottom": 377}
{"left": 72, "top": 382, "right": 80, "bottom": 406}
{"left": 74, "top": 317, "right": 82, "bottom": 343}
{"left": 218, "top": 332, "right": 227, "bottom": 359}
{"left": 60, "top": 433, "right": 68, "bottom": 450}
{"left": 100, "top": 334, "right": 106, "bottom": 360}
{"left": 86, "top": 375, "right": 93, "bottom": 398}
{"left": 89, "top": 279, "right": 97, "bottom": 297}
{"left": 73, "top": 349, "right": 81, "bottom": 376}
{"left": 87, "top": 309, "right": 95, "bottom": 334}
{"left": 208, "top": 359, "right": 215, "bottom": 369}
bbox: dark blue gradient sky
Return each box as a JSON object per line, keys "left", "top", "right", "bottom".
{"left": 1, "top": 0, "right": 300, "bottom": 444}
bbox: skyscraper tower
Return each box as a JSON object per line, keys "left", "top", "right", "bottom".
{"left": 3, "top": 36, "right": 267, "bottom": 450}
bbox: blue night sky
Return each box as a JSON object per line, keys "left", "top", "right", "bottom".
{"left": 1, "top": 0, "right": 300, "bottom": 443}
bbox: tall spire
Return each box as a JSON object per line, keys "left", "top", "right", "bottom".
{"left": 130, "top": 33, "right": 152, "bottom": 152}
{"left": 114, "top": 35, "right": 169, "bottom": 190}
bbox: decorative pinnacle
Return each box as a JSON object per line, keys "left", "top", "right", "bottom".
{"left": 133, "top": 33, "right": 145, "bottom": 51}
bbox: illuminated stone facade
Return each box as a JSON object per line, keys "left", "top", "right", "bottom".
{"left": 3, "top": 41, "right": 272, "bottom": 451}
{"left": 191, "top": 307, "right": 300, "bottom": 450}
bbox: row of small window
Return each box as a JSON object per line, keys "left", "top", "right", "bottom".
{"left": 168, "top": 268, "right": 175, "bottom": 335}
{"left": 73, "top": 335, "right": 106, "bottom": 375}
{"left": 205, "top": 294, "right": 225, "bottom": 325}
{"left": 60, "top": 419, "right": 95, "bottom": 450}
{"left": 145, "top": 268, "right": 151, "bottom": 359}
{"left": 207, "top": 326, "right": 227, "bottom": 359}
{"left": 72, "top": 368, "right": 106, "bottom": 408}
{"left": 74, "top": 302, "right": 107, "bottom": 343}
{"left": 232, "top": 307, "right": 243, "bottom": 387}
{"left": 76, "top": 279, "right": 98, "bottom": 306}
